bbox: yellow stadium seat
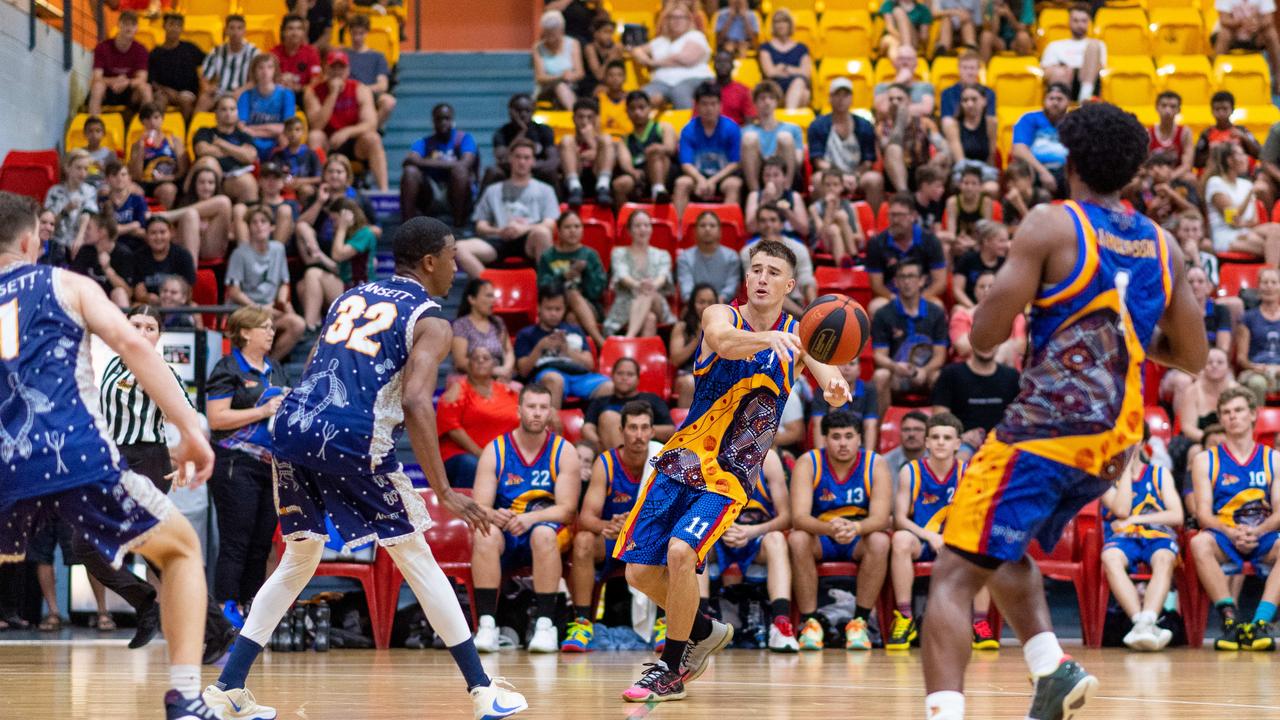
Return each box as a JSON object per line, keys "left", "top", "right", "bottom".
{"left": 1147, "top": 0, "right": 1199, "bottom": 9}
{"left": 1233, "top": 104, "right": 1280, "bottom": 142}
{"left": 1149, "top": 8, "right": 1204, "bottom": 56}
{"left": 532, "top": 111, "right": 576, "bottom": 143}
{"left": 777, "top": 107, "right": 816, "bottom": 133}
{"left": 786, "top": 10, "right": 819, "bottom": 49}
{"left": 1094, "top": 7, "right": 1151, "bottom": 56}
{"left": 732, "top": 58, "right": 763, "bottom": 89}
{"left": 817, "top": 57, "right": 875, "bottom": 110}
{"left": 125, "top": 112, "right": 187, "bottom": 153}
{"left": 1036, "top": 8, "right": 1071, "bottom": 53}
{"left": 133, "top": 18, "right": 163, "bottom": 50}
{"left": 1201, "top": 6, "right": 1218, "bottom": 46}
{"left": 243, "top": 15, "right": 280, "bottom": 52}
{"left": 818, "top": 0, "right": 875, "bottom": 11}
{"left": 65, "top": 113, "right": 125, "bottom": 154}
{"left": 817, "top": 11, "right": 873, "bottom": 59}
{"left": 987, "top": 55, "right": 1044, "bottom": 109}
{"left": 181, "top": 15, "right": 221, "bottom": 54}
{"left": 767, "top": 0, "right": 820, "bottom": 13}
{"left": 658, "top": 109, "right": 693, "bottom": 132}
{"left": 1216, "top": 54, "right": 1272, "bottom": 107}
{"left": 185, "top": 112, "right": 217, "bottom": 152}
{"left": 178, "top": 0, "right": 236, "bottom": 15}
{"left": 997, "top": 107, "right": 1023, "bottom": 158}
{"left": 930, "top": 55, "right": 961, "bottom": 105}
{"left": 1156, "top": 54, "right": 1215, "bottom": 106}
{"left": 609, "top": 0, "right": 660, "bottom": 13}
{"left": 873, "top": 56, "right": 929, "bottom": 85}
{"left": 364, "top": 14, "right": 400, "bottom": 67}
{"left": 1177, "top": 104, "right": 1215, "bottom": 137}
{"left": 252, "top": 0, "right": 289, "bottom": 16}
{"left": 1101, "top": 56, "right": 1157, "bottom": 109}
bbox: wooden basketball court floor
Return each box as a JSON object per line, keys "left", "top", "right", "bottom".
{"left": 2, "top": 642, "right": 1279, "bottom": 719}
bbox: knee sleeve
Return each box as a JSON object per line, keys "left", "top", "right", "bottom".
{"left": 239, "top": 540, "right": 325, "bottom": 646}
{"left": 385, "top": 536, "right": 473, "bottom": 647}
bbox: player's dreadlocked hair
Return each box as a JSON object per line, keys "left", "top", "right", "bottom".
{"left": 1058, "top": 102, "right": 1149, "bottom": 195}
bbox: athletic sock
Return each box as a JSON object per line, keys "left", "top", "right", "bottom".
{"left": 567, "top": 174, "right": 582, "bottom": 192}
{"left": 475, "top": 588, "right": 499, "bottom": 620}
{"left": 1078, "top": 81, "right": 1095, "bottom": 101}
{"left": 534, "top": 593, "right": 558, "bottom": 621}
{"left": 573, "top": 605, "right": 592, "bottom": 621}
{"left": 448, "top": 638, "right": 492, "bottom": 691}
{"left": 1216, "top": 599, "right": 1238, "bottom": 622}
{"left": 216, "top": 636, "right": 263, "bottom": 691}
{"left": 897, "top": 602, "right": 913, "bottom": 618}
{"left": 660, "top": 638, "right": 687, "bottom": 670}
{"left": 769, "top": 598, "right": 791, "bottom": 620}
{"left": 596, "top": 172, "right": 612, "bottom": 189}
{"left": 1254, "top": 601, "right": 1277, "bottom": 624}
{"left": 1133, "top": 610, "right": 1156, "bottom": 626}
{"left": 698, "top": 597, "right": 713, "bottom": 616}
{"left": 170, "top": 665, "right": 201, "bottom": 700}
{"left": 925, "top": 690, "right": 965, "bottom": 720}
{"left": 1022, "top": 631, "right": 1065, "bottom": 677}
{"left": 691, "top": 612, "right": 714, "bottom": 642}
{"left": 854, "top": 605, "right": 872, "bottom": 621}
{"left": 652, "top": 182, "right": 667, "bottom": 196}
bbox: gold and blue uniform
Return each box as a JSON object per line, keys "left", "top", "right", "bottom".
{"left": 804, "top": 448, "right": 878, "bottom": 561}
{"left": 492, "top": 432, "right": 573, "bottom": 566}
{"left": 944, "top": 200, "right": 1175, "bottom": 563}
{"left": 615, "top": 306, "right": 799, "bottom": 567}
{"left": 1101, "top": 464, "right": 1179, "bottom": 567}
{"left": 905, "top": 458, "right": 965, "bottom": 562}
{"left": 597, "top": 448, "right": 643, "bottom": 576}
{"left": 1205, "top": 444, "right": 1279, "bottom": 574}
{"left": 711, "top": 471, "right": 776, "bottom": 578}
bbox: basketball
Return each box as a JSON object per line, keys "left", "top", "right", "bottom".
{"left": 797, "top": 294, "right": 870, "bottom": 365}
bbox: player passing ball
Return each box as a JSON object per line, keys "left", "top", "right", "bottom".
{"left": 612, "top": 239, "right": 861, "bottom": 702}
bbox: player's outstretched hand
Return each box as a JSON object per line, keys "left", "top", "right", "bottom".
{"left": 823, "top": 375, "right": 852, "bottom": 407}
{"left": 170, "top": 429, "right": 214, "bottom": 489}
{"left": 767, "top": 330, "right": 802, "bottom": 364}
{"left": 443, "top": 490, "right": 490, "bottom": 533}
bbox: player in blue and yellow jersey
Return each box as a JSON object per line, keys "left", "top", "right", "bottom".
{"left": 1190, "top": 387, "right": 1280, "bottom": 652}
{"left": 888, "top": 413, "right": 996, "bottom": 651}
{"left": 205, "top": 218, "right": 527, "bottom": 720}
{"left": 614, "top": 240, "right": 852, "bottom": 703}
{"left": 0, "top": 191, "right": 217, "bottom": 719}
{"left": 921, "top": 103, "right": 1207, "bottom": 720}
{"left": 472, "top": 382, "right": 580, "bottom": 655}
{"left": 563, "top": 401, "right": 657, "bottom": 652}
{"left": 1100, "top": 446, "right": 1184, "bottom": 652}
{"left": 789, "top": 409, "right": 892, "bottom": 651}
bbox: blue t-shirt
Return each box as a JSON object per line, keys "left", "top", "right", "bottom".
{"left": 270, "top": 144, "right": 322, "bottom": 179}
{"left": 939, "top": 83, "right": 996, "bottom": 120}
{"left": 409, "top": 129, "right": 478, "bottom": 181}
{"left": 1244, "top": 308, "right": 1280, "bottom": 366}
{"left": 679, "top": 116, "right": 742, "bottom": 175}
{"left": 742, "top": 122, "right": 804, "bottom": 158}
{"left": 238, "top": 86, "right": 297, "bottom": 159}
{"left": 1012, "top": 110, "right": 1067, "bottom": 170}
{"left": 112, "top": 193, "right": 149, "bottom": 232}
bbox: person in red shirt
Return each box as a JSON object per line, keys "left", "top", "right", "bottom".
{"left": 712, "top": 49, "right": 755, "bottom": 126}
{"left": 271, "top": 14, "right": 322, "bottom": 93}
{"left": 89, "top": 11, "right": 153, "bottom": 117}
{"left": 303, "top": 50, "right": 390, "bottom": 191}
{"left": 435, "top": 345, "right": 521, "bottom": 489}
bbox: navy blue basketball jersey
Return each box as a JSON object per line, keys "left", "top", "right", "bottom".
{"left": 273, "top": 275, "right": 445, "bottom": 474}
{"left": 806, "top": 448, "right": 877, "bottom": 522}
{"left": 0, "top": 264, "right": 121, "bottom": 504}
{"left": 492, "top": 432, "right": 569, "bottom": 514}
{"left": 1207, "top": 443, "right": 1278, "bottom": 529}
{"left": 738, "top": 470, "right": 776, "bottom": 525}
{"left": 600, "top": 448, "right": 643, "bottom": 521}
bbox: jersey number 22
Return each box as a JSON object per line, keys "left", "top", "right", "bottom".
{"left": 325, "top": 296, "right": 398, "bottom": 357}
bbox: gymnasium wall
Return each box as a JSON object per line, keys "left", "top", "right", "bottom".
{"left": 416, "top": 0, "right": 538, "bottom": 51}
{"left": 0, "top": 1, "right": 92, "bottom": 153}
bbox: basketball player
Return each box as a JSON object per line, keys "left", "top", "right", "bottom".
{"left": 202, "top": 218, "right": 528, "bottom": 720}
{"left": 921, "top": 102, "right": 1207, "bottom": 720}
{"left": 789, "top": 409, "right": 892, "bottom": 651}
{"left": 1100, "top": 449, "right": 1183, "bottom": 651}
{"left": 1189, "top": 386, "right": 1280, "bottom": 651}
{"left": 0, "top": 191, "right": 219, "bottom": 719}
{"left": 563, "top": 401, "right": 656, "bottom": 652}
{"left": 613, "top": 240, "right": 852, "bottom": 702}
{"left": 471, "top": 383, "right": 580, "bottom": 654}
{"left": 889, "top": 413, "right": 998, "bottom": 651}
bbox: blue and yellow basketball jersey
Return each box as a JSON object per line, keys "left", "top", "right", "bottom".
{"left": 995, "top": 200, "right": 1175, "bottom": 476}
{"left": 1207, "top": 443, "right": 1277, "bottom": 529}
{"left": 1101, "top": 464, "right": 1176, "bottom": 541}
{"left": 807, "top": 448, "right": 876, "bottom": 522}
{"left": 906, "top": 458, "right": 965, "bottom": 533}
{"left": 652, "top": 306, "right": 799, "bottom": 504}
{"left": 738, "top": 471, "right": 777, "bottom": 525}
{"left": 492, "top": 432, "right": 569, "bottom": 514}
{"left": 600, "top": 448, "right": 643, "bottom": 520}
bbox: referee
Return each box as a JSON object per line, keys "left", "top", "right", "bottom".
{"left": 70, "top": 305, "right": 237, "bottom": 663}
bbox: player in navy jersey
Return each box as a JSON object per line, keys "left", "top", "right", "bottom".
{"left": 471, "top": 382, "right": 580, "bottom": 654}
{"left": 922, "top": 103, "right": 1207, "bottom": 720}
{"left": 789, "top": 409, "right": 892, "bottom": 651}
{"left": 0, "top": 191, "right": 218, "bottom": 719}
{"left": 203, "top": 217, "right": 528, "bottom": 720}
{"left": 1190, "top": 386, "right": 1280, "bottom": 651}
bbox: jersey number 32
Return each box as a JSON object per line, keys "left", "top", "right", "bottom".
{"left": 325, "top": 296, "right": 399, "bottom": 357}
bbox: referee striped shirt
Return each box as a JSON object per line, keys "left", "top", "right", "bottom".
{"left": 201, "top": 42, "right": 259, "bottom": 93}
{"left": 98, "top": 356, "right": 193, "bottom": 446}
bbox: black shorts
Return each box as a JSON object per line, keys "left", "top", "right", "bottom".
{"left": 333, "top": 138, "right": 361, "bottom": 162}
{"left": 99, "top": 85, "right": 138, "bottom": 108}
{"left": 481, "top": 233, "right": 531, "bottom": 261}
{"left": 1069, "top": 69, "right": 1099, "bottom": 100}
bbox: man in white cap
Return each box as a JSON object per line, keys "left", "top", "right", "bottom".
{"left": 806, "top": 77, "right": 884, "bottom": 210}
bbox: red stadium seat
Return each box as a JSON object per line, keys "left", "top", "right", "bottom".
{"left": 991, "top": 200, "right": 1004, "bottom": 222}
{"left": 559, "top": 408, "right": 585, "bottom": 444}
{"left": 312, "top": 547, "right": 396, "bottom": 649}
{"left": 852, "top": 201, "right": 878, "bottom": 235}
{"left": 1256, "top": 407, "right": 1280, "bottom": 444}
{"left": 577, "top": 220, "right": 614, "bottom": 274}
{"left": 878, "top": 406, "right": 932, "bottom": 452}
{"left": 669, "top": 407, "right": 689, "bottom": 427}
{"left": 3, "top": 149, "right": 60, "bottom": 176}
{"left": 814, "top": 267, "right": 873, "bottom": 311}
{"left": 1028, "top": 505, "right": 1102, "bottom": 647}
{"left": 813, "top": 554, "right": 894, "bottom": 636}
{"left": 1216, "top": 251, "right": 1262, "bottom": 265}
{"left": 876, "top": 203, "right": 889, "bottom": 232}
{"left": 599, "top": 336, "right": 671, "bottom": 399}
{"left": 681, "top": 203, "right": 746, "bottom": 250}
{"left": 481, "top": 268, "right": 538, "bottom": 333}
{"left": 564, "top": 202, "right": 616, "bottom": 228}
{"left": 193, "top": 269, "right": 220, "bottom": 329}
{"left": 0, "top": 165, "right": 56, "bottom": 202}
{"left": 381, "top": 489, "right": 478, "bottom": 628}
{"left": 1144, "top": 406, "right": 1173, "bottom": 444}
{"left": 1143, "top": 361, "right": 1166, "bottom": 408}
{"left": 1218, "top": 263, "right": 1264, "bottom": 298}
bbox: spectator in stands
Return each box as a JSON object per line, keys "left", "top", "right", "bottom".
{"left": 979, "top": 0, "right": 1033, "bottom": 58}
{"left": 808, "top": 170, "right": 864, "bottom": 267}
{"left": 758, "top": 9, "right": 812, "bottom": 111}
{"left": 1040, "top": 4, "right": 1105, "bottom": 103}
{"left": 605, "top": 210, "right": 676, "bottom": 337}
{"left": 206, "top": 305, "right": 289, "bottom": 628}
{"left": 931, "top": 347, "right": 1020, "bottom": 459}
{"left": 539, "top": 212, "right": 607, "bottom": 348}
{"left": 813, "top": 360, "right": 879, "bottom": 451}
{"left": 238, "top": 54, "right": 295, "bottom": 161}
{"left": 808, "top": 78, "right": 882, "bottom": 209}
{"left": 1173, "top": 347, "right": 1237, "bottom": 450}
{"left": 436, "top": 345, "right": 521, "bottom": 489}
{"left": 612, "top": 91, "right": 677, "bottom": 204}
{"left": 583, "top": 18, "right": 624, "bottom": 100}
{"left": 1012, "top": 83, "right": 1071, "bottom": 198}
{"left": 1150, "top": 91, "right": 1195, "bottom": 181}
{"left": 75, "top": 116, "right": 115, "bottom": 188}
{"left": 876, "top": 83, "right": 946, "bottom": 195}
{"left": 127, "top": 103, "right": 187, "bottom": 209}
{"left": 199, "top": 15, "right": 258, "bottom": 111}
{"left": 294, "top": 154, "right": 378, "bottom": 282}
{"left": 1157, "top": 258, "right": 1232, "bottom": 404}
{"left": 193, "top": 94, "right": 260, "bottom": 204}
{"left": 458, "top": 140, "right": 559, "bottom": 277}
{"left": 36, "top": 207, "right": 56, "bottom": 259}
{"left": 514, "top": 285, "right": 613, "bottom": 409}
{"left": 225, "top": 206, "right": 305, "bottom": 361}
{"left": 864, "top": 192, "right": 946, "bottom": 311}
{"left": 582, "top": 358, "right": 676, "bottom": 451}
{"left": 913, "top": 165, "right": 951, "bottom": 250}
{"left": 297, "top": 197, "right": 378, "bottom": 318}
{"left": 147, "top": 13, "right": 203, "bottom": 123}
{"left": 882, "top": 409, "right": 927, "bottom": 480}
{"left": 879, "top": 0, "right": 933, "bottom": 56}
{"left": 1193, "top": 92, "right": 1262, "bottom": 170}
{"left": 1215, "top": 0, "right": 1280, "bottom": 95}
{"left": 943, "top": 169, "right": 996, "bottom": 261}
{"left": 533, "top": 10, "right": 584, "bottom": 111}
{"left": 594, "top": 60, "right": 630, "bottom": 138}
{"left": 272, "top": 116, "right": 323, "bottom": 204}
{"left": 1127, "top": 151, "right": 1199, "bottom": 227}
{"left": 942, "top": 83, "right": 999, "bottom": 195}
{"left": 176, "top": 165, "right": 235, "bottom": 259}
{"left": 89, "top": 11, "right": 152, "bottom": 118}
{"left": 157, "top": 274, "right": 201, "bottom": 330}
{"left": 941, "top": 52, "right": 995, "bottom": 120}
{"left": 100, "top": 160, "right": 149, "bottom": 244}
{"left": 633, "top": 4, "right": 714, "bottom": 110}
{"left": 485, "top": 93, "right": 560, "bottom": 187}
{"left": 401, "top": 103, "right": 478, "bottom": 228}
{"left": 132, "top": 216, "right": 195, "bottom": 304}
{"left": 713, "top": 0, "right": 759, "bottom": 57}
{"left": 712, "top": 49, "right": 755, "bottom": 126}
{"left": 950, "top": 218, "right": 1006, "bottom": 308}
{"left": 873, "top": 45, "right": 934, "bottom": 120}
{"left": 741, "top": 81, "right": 804, "bottom": 195}
{"left": 290, "top": 0, "right": 334, "bottom": 47}
{"left": 871, "top": 258, "right": 948, "bottom": 417}
{"left": 669, "top": 282, "right": 717, "bottom": 407}
{"left": 746, "top": 157, "right": 808, "bottom": 237}
{"left": 44, "top": 150, "right": 99, "bottom": 266}
{"left": 451, "top": 278, "right": 516, "bottom": 380}
{"left": 561, "top": 99, "right": 615, "bottom": 206}
{"left": 344, "top": 14, "right": 396, "bottom": 130}
{"left": 741, "top": 204, "right": 816, "bottom": 316}
{"left": 1236, "top": 268, "right": 1280, "bottom": 404}
{"left": 1001, "top": 157, "right": 1051, "bottom": 226}
{"left": 933, "top": 0, "right": 981, "bottom": 56}
{"left": 71, "top": 212, "right": 134, "bottom": 308}
{"left": 304, "top": 50, "right": 390, "bottom": 192}
{"left": 273, "top": 14, "right": 323, "bottom": 93}
{"left": 949, "top": 269, "right": 1025, "bottom": 366}
{"left": 239, "top": 162, "right": 297, "bottom": 245}
{"left": 1204, "top": 142, "right": 1280, "bottom": 266}
{"left": 674, "top": 81, "right": 743, "bottom": 218}
{"left": 676, "top": 212, "right": 741, "bottom": 302}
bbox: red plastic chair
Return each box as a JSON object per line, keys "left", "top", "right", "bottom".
{"left": 3, "top": 149, "right": 60, "bottom": 176}
{"left": 1144, "top": 405, "right": 1172, "bottom": 444}
{"left": 669, "top": 407, "right": 689, "bottom": 427}
{"left": 481, "top": 268, "right": 538, "bottom": 333}
{"left": 1088, "top": 526, "right": 1197, "bottom": 648}
{"left": 599, "top": 336, "right": 671, "bottom": 399}
{"left": 563, "top": 202, "right": 616, "bottom": 228}
{"left": 681, "top": 203, "right": 746, "bottom": 250}
{"left": 559, "top": 408, "right": 585, "bottom": 443}
{"left": 1255, "top": 407, "right": 1280, "bottom": 444}
{"left": 852, "top": 201, "right": 878, "bottom": 236}
{"left": 875, "top": 203, "right": 889, "bottom": 232}
{"left": 814, "top": 266, "right": 873, "bottom": 311}
{"left": 579, "top": 221, "right": 614, "bottom": 274}
{"left": 1217, "top": 263, "right": 1264, "bottom": 298}
{"left": 1028, "top": 506, "right": 1102, "bottom": 647}
{"left": 991, "top": 200, "right": 1004, "bottom": 222}
{"left": 813, "top": 548, "right": 895, "bottom": 637}
{"left": 310, "top": 547, "right": 396, "bottom": 649}
{"left": 878, "top": 406, "right": 932, "bottom": 453}
{"left": 0, "top": 165, "right": 56, "bottom": 201}
{"left": 1216, "top": 251, "right": 1263, "bottom": 265}
{"left": 192, "top": 269, "right": 220, "bottom": 329}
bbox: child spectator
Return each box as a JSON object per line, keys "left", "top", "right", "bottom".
{"left": 879, "top": 0, "right": 933, "bottom": 56}
{"left": 128, "top": 103, "right": 188, "bottom": 209}
{"left": 745, "top": 157, "right": 808, "bottom": 237}
{"left": 225, "top": 206, "right": 305, "bottom": 360}
{"left": 582, "top": 18, "right": 624, "bottom": 100}
{"left": 1001, "top": 158, "right": 1051, "bottom": 227}
{"left": 808, "top": 170, "right": 864, "bottom": 267}
{"left": 712, "top": 50, "right": 756, "bottom": 126}
{"left": 271, "top": 116, "right": 323, "bottom": 205}
{"left": 942, "top": 166, "right": 995, "bottom": 257}
{"left": 272, "top": 14, "right": 323, "bottom": 93}
{"left": 612, "top": 91, "right": 677, "bottom": 204}
{"left": 70, "top": 212, "right": 135, "bottom": 308}
{"left": 296, "top": 197, "right": 378, "bottom": 328}
{"left": 537, "top": 211, "right": 608, "bottom": 349}
{"left": 77, "top": 116, "right": 117, "bottom": 188}
{"left": 44, "top": 150, "right": 100, "bottom": 265}
{"left": 192, "top": 94, "right": 260, "bottom": 204}
{"left": 158, "top": 274, "right": 201, "bottom": 330}
{"left": 238, "top": 53, "right": 296, "bottom": 161}
{"left": 713, "top": 0, "right": 759, "bottom": 57}
{"left": 741, "top": 80, "right": 804, "bottom": 194}
{"left": 560, "top": 98, "right": 615, "bottom": 206}
{"left": 595, "top": 60, "right": 630, "bottom": 138}
{"left": 345, "top": 14, "right": 396, "bottom": 130}
{"left": 950, "top": 219, "right": 1007, "bottom": 308}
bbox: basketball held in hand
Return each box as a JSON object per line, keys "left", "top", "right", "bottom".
{"left": 798, "top": 294, "right": 870, "bottom": 365}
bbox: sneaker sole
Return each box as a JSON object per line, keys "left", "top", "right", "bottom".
{"left": 1251, "top": 640, "right": 1276, "bottom": 651}
{"left": 884, "top": 641, "right": 911, "bottom": 650}
{"left": 559, "top": 645, "right": 590, "bottom": 653}
{"left": 622, "top": 688, "right": 687, "bottom": 703}
{"left": 972, "top": 641, "right": 1000, "bottom": 650}
{"left": 478, "top": 699, "right": 529, "bottom": 719}
{"left": 683, "top": 624, "right": 734, "bottom": 683}
{"left": 1058, "top": 674, "right": 1099, "bottom": 720}
{"left": 768, "top": 644, "right": 799, "bottom": 653}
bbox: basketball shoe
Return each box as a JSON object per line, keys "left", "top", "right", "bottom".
{"left": 166, "top": 690, "right": 224, "bottom": 719}
{"left": 1215, "top": 616, "right": 1243, "bottom": 651}
{"left": 1027, "top": 657, "right": 1098, "bottom": 720}
{"left": 470, "top": 678, "right": 528, "bottom": 719}
{"left": 622, "top": 662, "right": 686, "bottom": 703}
{"left": 651, "top": 616, "right": 667, "bottom": 653}
{"left": 972, "top": 618, "right": 1000, "bottom": 650}
{"left": 1251, "top": 620, "right": 1276, "bottom": 651}
{"left": 797, "top": 617, "right": 824, "bottom": 650}
{"left": 527, "top": 617, "right": 557, "bottom": 653}
{"left": 201, "top": 685, "right": 277, "bottom": 719}
{"left": 680, "top": 618, "right": 733, "bottom": 681}
{"left": 768, "top": 616, "right": 799, "bottom": 652}
{"left": 844, "top": 617, "right": 871, "bottom": 650}
{"left": 560, "top": 617, "right": 594, "bottom": 652}
{"left": 475, "top": 615, "right": 501, "bottom": 653}
{"left": 885, "top": 611, "right": 917, "bottom": 650}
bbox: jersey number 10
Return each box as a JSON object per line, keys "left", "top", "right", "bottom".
{"left": 324, "top": 296, "right": 399, "bottom": 357}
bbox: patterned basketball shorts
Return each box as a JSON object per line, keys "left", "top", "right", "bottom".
{"left": 613, "top": 472, "right": 744, "bottom": 568}
{"left": 274, "top": 459, "right": 433, "bottom": 549}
